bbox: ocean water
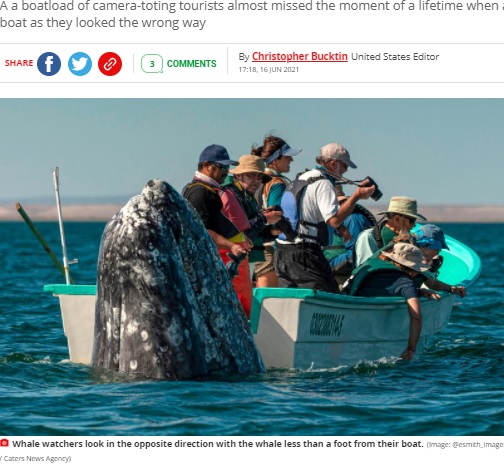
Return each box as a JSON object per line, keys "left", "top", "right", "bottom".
{"left": 0, "top": 221, "right": 503, "bottom": 436}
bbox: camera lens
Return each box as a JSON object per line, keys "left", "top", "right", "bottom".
{"left": 371, "top": 188, "right": 383, "bottom": 201}
{"left": 364, "top": 176, "right": 382, "bottom": 201}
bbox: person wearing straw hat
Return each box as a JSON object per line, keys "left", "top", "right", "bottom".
{"left": 252, "top": 135, "right": 302, "bottom": 287}
{"left": 222, "top": 155, "right": 283, "bottom": 247}
{"left": 219, "top": 155, "right": 283, "bottom": 318}
{"left": 346, "top": 242, "right": 435, "bottom": 360}
{"left": 354, "top": 196, "right": 427, "bottom": 268}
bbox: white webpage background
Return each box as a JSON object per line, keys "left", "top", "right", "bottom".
{"left": 1, "top": 0, "right": 504, "bottom": 96}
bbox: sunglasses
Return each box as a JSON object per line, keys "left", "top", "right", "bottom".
{"left": 212, "top": 163, "right": 229, "bottom": 172}
{"left": 402, "top": 215, "right": 416, "bottom": 226}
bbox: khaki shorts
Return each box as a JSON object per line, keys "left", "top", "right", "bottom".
{"left": 254, "top": 242, "right": 276, "bottom": 277}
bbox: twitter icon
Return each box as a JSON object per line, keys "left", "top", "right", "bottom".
{"left": 68, "top": 52, "right": 92, "bottom": 76}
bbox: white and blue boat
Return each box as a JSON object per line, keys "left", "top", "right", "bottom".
{"left": 44, "top": 233, "right": 481, "bottom": 369}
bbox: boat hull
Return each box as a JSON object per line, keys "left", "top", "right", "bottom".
{"left": 253, "top": 293, "right": 456, "bottom": 369}
{"left": 44, "top": 284, "right": 96, "bottom": 365}
{"left": 59, "top": 294, "right": 95, "bottom": 364}
{"left": 45, "top": 286, "right": 455, "bottom": 369}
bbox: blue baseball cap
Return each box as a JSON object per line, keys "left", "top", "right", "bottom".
{"left": 411, "top": 224, "right": 449, "bottom": 251}
{"left": 199, "top": 144, "right": 238, "bottom": 165}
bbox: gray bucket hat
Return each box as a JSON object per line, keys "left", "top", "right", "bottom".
{"left": 381, "top": 243, "right": 430, "bottom": 273}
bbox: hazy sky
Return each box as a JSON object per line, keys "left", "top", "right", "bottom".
{"left": 1, "top": 99, "right": 502, "bottom": 206}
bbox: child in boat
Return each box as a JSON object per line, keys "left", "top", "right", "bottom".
{"left": 411, "top": 224, "right": 467, "bottom": 298}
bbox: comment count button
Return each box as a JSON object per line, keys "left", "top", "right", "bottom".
{"left": 141, "top": 55, "right": 164, "bottom": 73}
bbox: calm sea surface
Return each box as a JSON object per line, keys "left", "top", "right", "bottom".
{"left": 0, "top": 221, "right": 503, "bottom": 436}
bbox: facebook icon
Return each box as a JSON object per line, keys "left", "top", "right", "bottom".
{"left": 37, "top": 52, "right": 61, "bottom": 76}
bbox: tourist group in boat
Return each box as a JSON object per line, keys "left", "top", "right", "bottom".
{"left": 182, "top": 135, "right": 467, "bottom": 360}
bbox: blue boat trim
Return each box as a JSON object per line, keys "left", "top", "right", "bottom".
{"left": 44, "top": 284, "right": 97, "bottom": 295}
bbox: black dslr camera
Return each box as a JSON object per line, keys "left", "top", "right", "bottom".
{"left": 265, "top": 205, "right": 298, "bottom": 242}
{"left": 362, "top": 176, "right": 383, "bottom": 201}
{"left": 275, "top": 216, "right": 298, "bottom": 242}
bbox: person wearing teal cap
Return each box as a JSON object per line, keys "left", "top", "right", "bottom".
{"left": 411, "top": 223, "right": 449, "bottom": 264}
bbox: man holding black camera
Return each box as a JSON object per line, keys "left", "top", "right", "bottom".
{"left": 275, "top": 142, "right": 376, "bottom": 293}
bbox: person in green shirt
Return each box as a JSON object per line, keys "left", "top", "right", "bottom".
{"left": 353, "top": 196, "right": 427, "bottom": 267}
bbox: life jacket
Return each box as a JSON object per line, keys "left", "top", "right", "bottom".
{"left": 351, "top": 216, "right": 389, "bottom": 267}
{"left": 182, "top": 179, "right": 240, "bottom": 240}
{"left": 222, "top": 177, "right": 260, "bottom": 220}
{"left": 255, "top": 173, "right": 290, "bottom": 209}
{"left": 279, "top": 173, "right": 327, "bottom": 244}
{"left": 182, "top": 180, "right": 219, "bottom": 198}
{"left": 221, "top": 177, "right": 266, "bottom": 262}
{"left": 372, "top": 216, "right": 389, "bottom": 249}
{"left": 344, "top": 255, "right": 404, "bottom": 296}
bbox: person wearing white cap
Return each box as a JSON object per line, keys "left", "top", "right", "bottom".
{"left": 252, "top": 135, "right": 302, "bottom": 288}
{"left": 346, "top": 243, "right": 434, "bottom": 360}
{"left": 275, "top": 142, "right": 376, "bottom": 293}
{"left": 354, "top": 196, "right": 427, "bottom": 268}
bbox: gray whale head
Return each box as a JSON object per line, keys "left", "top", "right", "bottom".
{"left": 92, "top": 179, "right": 265, "bottom": 380}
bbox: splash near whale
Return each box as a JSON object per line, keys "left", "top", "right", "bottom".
{"left": 92, "top": 179, "right": 265, "bottom": 379}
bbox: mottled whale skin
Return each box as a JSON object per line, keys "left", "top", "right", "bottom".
{"left": 92, "top": 179, "right": 265, "bottom": 380}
